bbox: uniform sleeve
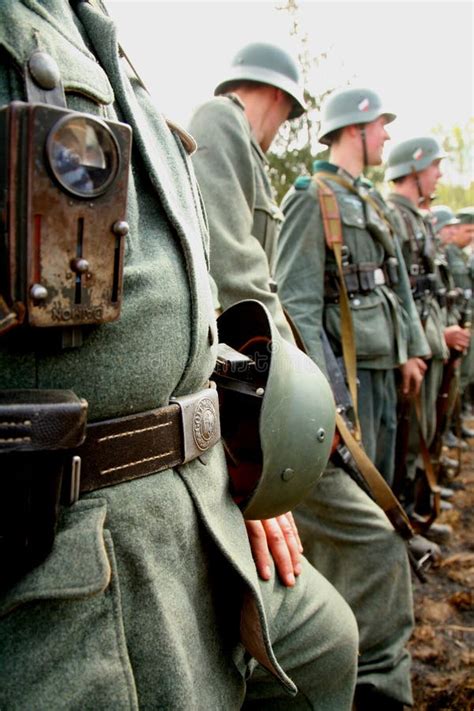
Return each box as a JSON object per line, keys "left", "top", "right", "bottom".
{"left": 276, "top": 186, "right": 328, "bottom": 374}
{"left": 391, "top": 235, "right": 431, "bottom": 358}
{"left": 188, "top": 100, "right": 294, "bottom": 343}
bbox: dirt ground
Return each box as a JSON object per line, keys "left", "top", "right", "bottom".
{"left": 409, "top": 426, "right": 474, "bottom": 710}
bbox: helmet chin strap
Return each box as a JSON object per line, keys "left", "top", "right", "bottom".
{"left": 359, "top": 125, "right": 369, "bottom": 171}
{"left": 411, "top": 167, "right": 427, "bottom": 206}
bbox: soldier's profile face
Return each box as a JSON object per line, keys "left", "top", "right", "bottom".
{"left": 364, "top": 116, "right": 390, "bottom": 166}
{"left": 262, "top": 90, "right": 294, "bottom": 152}
{"left": 419, "top": 160, "right": 442, "bottom": 199}
{"left": 439, "top": 224, "right": 456, "bottom": 243}
{"left": 455, "top": 223, "right": 474, "bottom": 247}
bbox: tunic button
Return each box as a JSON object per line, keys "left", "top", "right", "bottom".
{"left": 28, "top": 51, "right": 61, "bottom": 90}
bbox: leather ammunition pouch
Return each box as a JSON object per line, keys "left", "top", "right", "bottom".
{"left": 324, "top": 261, "right": 395, "bottom": 302}
{"left": 412, "top": 271, "right": 437, "bottom": 300}
{"left": 0, "top": 390, "right": 87, "bottom": 588}
{"left": 0, "top": 386, "right": 220, "bottom": 588}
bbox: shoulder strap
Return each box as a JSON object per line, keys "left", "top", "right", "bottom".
{"left": 315, "top": 170, "right": 394, "bottom": 235}
{"left": 313, "top": 174, "right": 361, "bottom": 441}
{"left": 335, "top": 413, "right": 414, "bottom": 538}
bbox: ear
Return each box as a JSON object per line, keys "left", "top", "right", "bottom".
{"left": 345, "top": 124, "right": 360, "bottom": 139}
{"left": 272, "top": 86, "right": 284, "bottom": 103}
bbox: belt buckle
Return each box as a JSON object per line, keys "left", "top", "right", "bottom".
{"left": 172, "top": 384, "right": 221, "bottom": 463}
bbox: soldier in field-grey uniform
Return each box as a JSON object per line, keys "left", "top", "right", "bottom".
{"left": 0, "top": 2, "right": 357, "bottom": 710}
{"left": 190, "top": 55, "right": 419, "bottom": 711}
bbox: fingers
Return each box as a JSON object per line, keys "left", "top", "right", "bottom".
{"left": 415, "top": 358, "right": 428, "bottom": 373}
{"left": 286, "top": 511, "right": 304, "bottom": 553}
{"left": 401, "top": 366, "right": 410, "bottom": 395}
{"left": 245, "top": 519, "right": 272, "bottom": 581}
{"left": 245, "top": 513, "right": 304, "bottom": 587}
{"left": 401, "top": 358, "right": 427, "bottom": 396}
{"left": 261, "top": 514, "right": 302, "bottom": 587}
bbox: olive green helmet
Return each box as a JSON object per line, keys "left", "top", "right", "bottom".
{"left": 456, "top": 207, "right": 474, "bottom": 225}
{"left": 318, "top": 87, "right": 396, "bottom": 145}
{"left": 214, "top": 42, "right": 306, "bottom": 120}
{"left": 386, "top": 137, "right": 447, "bottom": 181}
{"left": 431, "top": 205, "right": 460, "bottom": 234}
{"left": 215, "top": 300, "right": 335, "bottom": 520}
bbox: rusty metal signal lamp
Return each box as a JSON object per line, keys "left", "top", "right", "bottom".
{"left": 0, "top": 102, "right": 132, "bottom": 339}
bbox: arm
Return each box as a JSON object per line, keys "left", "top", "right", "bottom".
{"left": 390, "top": 209, "right": 431, "bottom": 360}
{"left": 276, "top": 185, "right": 328, "bottom": 374}
{"left": 189, "top": 99, "right": 294, "bottom": 343}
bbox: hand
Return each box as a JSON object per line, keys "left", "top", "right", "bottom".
{"left": 245, "top": 512, "right": 303, "bottom": 587}
{"left": 399, "top": 357, "right": 428, "bottom": 396}
{"left": 444, "top": 325, "right": 470, "bottom": 352}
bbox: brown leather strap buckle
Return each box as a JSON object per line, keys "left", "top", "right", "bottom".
{"left": 72, "top": 386, "right": 220, "bottom": 501}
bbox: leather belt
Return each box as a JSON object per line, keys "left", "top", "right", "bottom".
{"left": 68, "top": 386, "right": 221, "bottom": 502}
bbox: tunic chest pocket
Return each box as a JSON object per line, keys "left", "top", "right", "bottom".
{"left": 339, "top": 196, "right": 366, "bottom": 230}
{"left": 0, "top": 8, "right": 115, "bottom": 115}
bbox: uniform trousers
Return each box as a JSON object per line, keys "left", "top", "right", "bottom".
{"left": 294, "top": 467, "right": 414, "bottom": 707}
{"left": 357, "top": 368, "right": 398, "bottom": 487}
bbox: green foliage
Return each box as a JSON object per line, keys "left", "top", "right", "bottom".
{"left": 433, "top": 182, "right": 474, "bottom": 212}
{"left": 431, "top": 119, "right": 474, "bottom": 210}
{"left": 269, "top": 1, "right": 332, "bottom": 202}
{"left": 270, "top": 2, "right": 473, "bottom": 209}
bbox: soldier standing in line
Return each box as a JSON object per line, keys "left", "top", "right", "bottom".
{"left": 440, "top": 206, "right": 474, "bottom": 439}
{"left": 429, "top": 205, "right": 466, "bottom": 461}
{"left": 455, "top": 207, "right": 474, "bottom": 419}
{"left": 276, "top": 88, "right": 429, "bottom": 486}
{"left": 0, "top": 3, "right": 359, "bottom": 710}
{"left": 190, "top": 64, "right": 419, "bottom": 710}
{"left": 387, "top": 139, "right": 470, "bottom": 541}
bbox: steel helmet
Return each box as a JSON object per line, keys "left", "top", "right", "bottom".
{"left": 431, "top": 205, "right": 460, "bottom": 234}
{"left": 386, "top": 137, "right": 447, "bottom": 181}
{"left": 214, "top": 300, "right": 335, "bottom": 520}
{"left": 456, "top": 207, "right": 474, "bottom": 225}
{"left": 214, "top": 42, "right": 306, "bottom": 120}
{"left": 318, "top": 87, "right": 396, "bottom": 145}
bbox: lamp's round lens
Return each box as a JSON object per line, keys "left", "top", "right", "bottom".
{"left": 47, "top": 115, "right": 119, "bottom": 197}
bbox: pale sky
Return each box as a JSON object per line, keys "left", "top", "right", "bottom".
{"left": 107, "top": 0, "right": 473, "bottom": 182}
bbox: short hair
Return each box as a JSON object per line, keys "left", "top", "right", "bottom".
{"left": 321, "top": 127, "right": 344, "bottom": 146}
{"left": 216, "top": 79, "right": 267, "bottom": 95}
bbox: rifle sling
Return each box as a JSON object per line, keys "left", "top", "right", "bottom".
{"left": 283, "top": 272, "right": 415, "bottom": 541}
{"left": 335, "top": 412, "right": 414, "bottom": 539}
{"left": 314, "top": 175, "right": 361, "bottom": 441}
{"left": 314, "top": 171, "right": 396, "bottom": 257}
{"left": 414, "top": 393, "right": 441, "bottom": 526}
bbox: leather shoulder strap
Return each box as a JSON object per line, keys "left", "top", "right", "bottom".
{"left": 313, "top": 175, "right": 361, "bottom": 440}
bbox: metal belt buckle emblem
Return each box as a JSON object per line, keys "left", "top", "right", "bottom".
{"left": 172, "top": 385, "right": 221, "bottom": 463}
{"left": 193, "top": 395, "right": 218, "bottom": 451}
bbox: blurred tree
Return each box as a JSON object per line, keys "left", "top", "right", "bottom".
{"left": 268, "top": 0, "right": 332, "bottom": 203}
{"left": 269, "top": 3, "right": 473, "bottom": 210}
{"left": 431, "top": 119, "right": 474, "bottom": 210}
